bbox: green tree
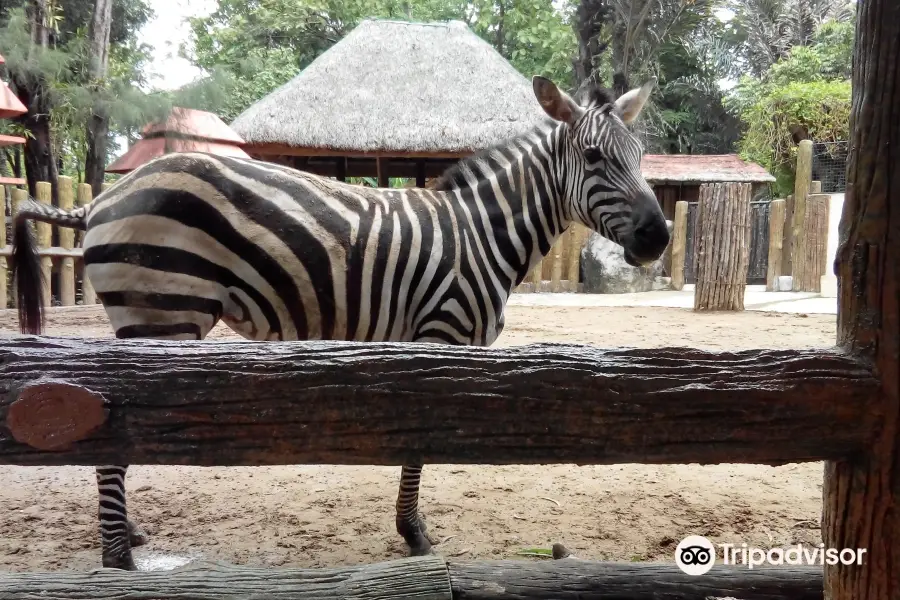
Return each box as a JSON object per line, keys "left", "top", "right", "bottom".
{"left": 727, "top": 14, "right": 854, "bottom": 195}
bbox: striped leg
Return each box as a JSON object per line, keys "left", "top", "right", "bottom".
{"left": 396, "top": 464, "right": 437, "bottom": 555}
{"left": 92, "top": 290, "right": 224, "bottom": 570}
{"left": 96, "top": 465, "right": 147, "bottom": 570}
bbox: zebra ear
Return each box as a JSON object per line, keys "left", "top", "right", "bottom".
{"left": 614, "top": 77, "right": 657, "bottom": 124}
{"left": 533, "top": 76, "right": 585, "bottom": 126}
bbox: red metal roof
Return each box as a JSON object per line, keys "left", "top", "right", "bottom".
{"left": 0, "top": 81, "right": 27, "bottom": 119}
{"left": 0, "top": 134, "right": 26, "bottom": 147}
{"left": 0, "top": 53, "right": 5, "bottom": 65}
{"left": 106, "top": 136, "right": 250, "bottom": 174}
{"left": 640, "top": 154, "right": 775, "bottom": 184}
{"left": 142, "top": 107, "right": 245, "bottom": 144}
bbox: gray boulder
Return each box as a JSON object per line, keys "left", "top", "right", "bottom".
{"left": 581, "top": 230, "right": 668, "bottom": 294}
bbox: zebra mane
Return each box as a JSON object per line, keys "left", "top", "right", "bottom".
{"left": 431, "top": 83, "right": 616, "bottom": 192}
{"left": 430, "top": 124, "right": 554, "bottom": 192}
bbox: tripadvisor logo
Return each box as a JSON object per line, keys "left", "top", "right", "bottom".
{"left": 674, "top": 535, "right": 868, "bottom": 575}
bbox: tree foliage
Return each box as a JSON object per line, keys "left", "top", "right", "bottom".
{"left": 726, "top": 14, "right": 853, "bottom": 195}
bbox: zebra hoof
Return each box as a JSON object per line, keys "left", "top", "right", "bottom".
{"left": 407, "top": 535, "right": 434, "bottom": 557}
{"left": 127, "top": 519, "right": 149, "bottom": 547}
{"left": 102, "top": 552, "right": 137, "bottom": 571}
{"left": 400, "top": 514, "right": 438, "bottom": 556}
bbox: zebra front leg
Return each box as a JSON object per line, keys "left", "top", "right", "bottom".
{"left": 96, "top": 465, "right": 147, "bottom": 570}
{"left": 395, "top": 464, "right": 438, "bottom": 556}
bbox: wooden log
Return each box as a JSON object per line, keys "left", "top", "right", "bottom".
{"left": 0, "top": 336, "right": 878, "bottom": 467}
{"left": 56, "top": 176, "right": 76, "bottom": 306}
{"left": 0, "top": 556, "right": 453, "bottom": 600}
{"left": 530, "top": 258, "right": 542, "bottom": 289}
{"left": 782, "top": 194, "right": 794, "bottom": 276}
{"left": 790, "top": 140, "right": 814, "bottom": 290}
{"left": 0, "top": 558, "right": 824, "bottom": 600}
{"left": 810, "top": 180, "right": 822, "bottom": 194}
{"left": 566, "top": 224, "right": 581, "bottom": 284}
{"left": 76, "top": 183, "right": 96, "bottom": 305}
{"left": 766, "top": 199, "right": 786, "bottom": 291}
{"left": 670, "top": 201, "right": 688, "bottom": 290}
{"left": 823, "top": 0, "right": 900, "bottom": 596}
{"left": 0, "top": 186, "right": 6, "bottom": 309}
{"left": 550, "top": 237, "right": 563, "bottom": 292}
{"left": 693, "top": 183, "right": 752, "bottom": 311}
{"left": 34, "top": 181, "right": 52, "bottom": 307}
{"left": 451, "top": 560, "right": 823, "bottom": 600}
{"left": 0, "top": 246, "right": 82, "bottom": 258}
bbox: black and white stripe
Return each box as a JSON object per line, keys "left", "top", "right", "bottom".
{"left": 10, "top": 76, "right": 668, "bottom": 569}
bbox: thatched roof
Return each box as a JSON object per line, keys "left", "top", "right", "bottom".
{"left": 230, "top": 19, "right": 550, "bottom": 156}
{"left": 641, "top": 154, "right": 776, "bottom": 184}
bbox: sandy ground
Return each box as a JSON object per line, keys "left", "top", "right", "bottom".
{"left": 0, "top": 304, "right": 836, "bottom": 572}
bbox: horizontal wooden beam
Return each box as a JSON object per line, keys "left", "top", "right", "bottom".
{"left": 0, "top": 556, "right": 823, "bottom": 600}
{"left": 0, "top": 246, "right": 83, "bottom": 258}
{"left": 245, "top": 142, "right": 472, "bottom": 159}
{"left": 0, "top": 336, "right": 878, "bottom": 467}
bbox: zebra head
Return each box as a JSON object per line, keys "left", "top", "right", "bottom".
{"left": 533, "top": 76, "right": 669, "bottom": 267}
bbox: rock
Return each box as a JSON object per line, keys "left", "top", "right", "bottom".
{"left": 581, "top": 232, "right": 666, "bottom": 294}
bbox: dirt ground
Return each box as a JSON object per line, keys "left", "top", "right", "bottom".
{"left": 0, "top": 303, "right": 836, "bottom": 572}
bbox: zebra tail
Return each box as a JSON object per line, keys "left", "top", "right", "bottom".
{"left": 10, "top": 198, "right": 86, "bottom": 335}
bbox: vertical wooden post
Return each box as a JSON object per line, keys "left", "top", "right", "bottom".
{"left": 56, "top": 176, "right": 76, "bottom": 306}
{"left": 566, "top": 225, "right": 581, "bottom": 289}
{"left": 550, "top": 238, "right": 563, "bottom": 292}
{"left": 335, "top": 158, "right": 346, "bottom": 183}
{"left": 811, "top": 180, "right": 822, "bottom": 194}
{"left": 670, "top": 201, "right": 688, "bottom": 291}
{"left": 790, "top": 140, "right": 814, "bottom": 290}
{"left": 34, "top": 181, "right": 52, "bottom": 307}
{"left": 782, "top": 194, "right": 794, "bottom": 276}
{"left": 0, "top": 186, "right": 6, "bottom": 309}
{"left": 416, "top": 161, "right": 426, "bottom": 188}
{"left": 766, "top": 199, "right": 786, "bottom": 291}
{"left": 530, "top": 257, "right": 543, "bottom": 291}
{"left": 693, "top": 183, "right": 752, "bottom": 311}
{"left": 77, "top": 183, "right": 97, "bottom": 305}
{"left": 823, "top": 0, "right": 900, "bottom": 597}
{"left": 376, "top": 158, "right": 389, "bottom": 188}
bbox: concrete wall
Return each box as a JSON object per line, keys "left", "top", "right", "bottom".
{"left": 821, "top": 192, "right": 845, "bottom": 297}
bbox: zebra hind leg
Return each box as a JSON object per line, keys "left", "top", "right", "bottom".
{"left": 96, "top": 465, "right": 146, "bottom": 570}
{"left": 396, "top": 464, "right": 438, "bottom": 556}
{"left": 94, "top": 296, "right": 222, "bottom": 570}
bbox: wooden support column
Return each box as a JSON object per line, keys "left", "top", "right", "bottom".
{"left": 670, "top": 201, "right": 688, "bottom": 291}
{"left": 790, "top": 140, "right": 814, "bottom": 289}
{"left": 77, "top": 183, "right": 96, "bottom": 305}
{"left": 56, "top": 176, "right": 76, "bottom": 306}
{"left": 416, "top": 160, "right": 426, "bottom": 188}
{"left": 782, "top": 194, "right": 795, "bottom": 276}
{"left": 0, "top": 186, "right": 6, "bottom": 309}
{"left": 823, "top": 0, "right": 900, "bottom": 597}
{"left": 766, "top": 199, "right": 786, "bottom": 291}
{"left": 34, "top": 181, "right": 52, "bottom": 307}
{"left": 335, "top": 158, "right": 346, "bottom": 182}
{"left": 376, "top": 158, "right": 389, "bottom": 188}
{"left": 566, "top": 224, "right": 581, "bottom": 286}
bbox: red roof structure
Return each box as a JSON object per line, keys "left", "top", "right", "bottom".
{"left": 640, "top": 154, "right": 775, "bottom": 184}
{"left": 107, "top": 107, "right": 250, "bottom": 174}
{"left": 0, "top": 52, "right": 27, "bottom": 185}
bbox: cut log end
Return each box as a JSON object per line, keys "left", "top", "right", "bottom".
{"left": 5, "top": 381, "right": 108, "bottom": 450}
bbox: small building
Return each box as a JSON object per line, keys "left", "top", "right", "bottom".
{"left": 641, "top": 154, "right": 776, "bottom": 220}
{"left": 107, "top": 107, "right": 250, "bottom": 174}
{"left": 230, "top": 19, "right": 548, "bottom": 186}
{"left": 0, "top": 53, "right": 28, "bottom": 186}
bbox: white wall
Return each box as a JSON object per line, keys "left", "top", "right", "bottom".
{"left": 820, "top": 192, "right": 845, "bottom": 297}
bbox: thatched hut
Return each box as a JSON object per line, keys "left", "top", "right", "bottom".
{"left": 230, "top": 19, "right": 549, "bottom": 186}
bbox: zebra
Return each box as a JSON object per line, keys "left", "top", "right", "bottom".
{"left": 10, "top": 75, "right": 670, "bottom": 570}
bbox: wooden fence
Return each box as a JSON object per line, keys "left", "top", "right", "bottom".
{"left": 0, "top": 177, "right": 101, "bottom": 309}
{"left": 514, "top": 223, "right": 592, "bottom": 293}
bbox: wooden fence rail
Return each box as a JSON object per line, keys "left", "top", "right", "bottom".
{"left": 0, "top": 556, "right": 824, "bottom": 600}
{"left": 0, "top": 336, "right": 878, "bottom": 466}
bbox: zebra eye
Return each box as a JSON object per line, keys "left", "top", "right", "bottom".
{"left": 584, "top": 148, "right": 605, "bottom": 166}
